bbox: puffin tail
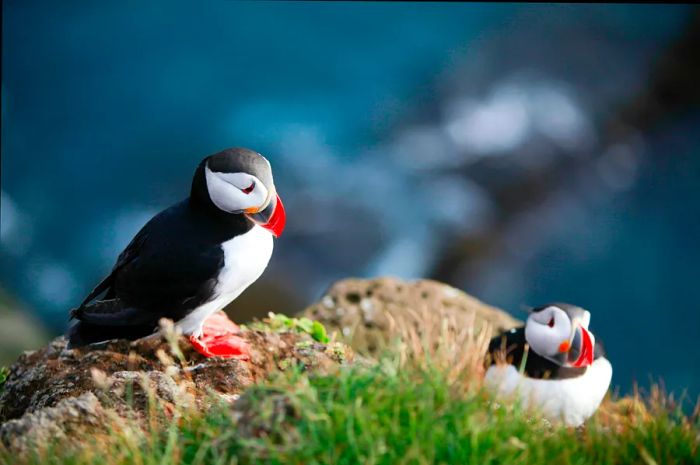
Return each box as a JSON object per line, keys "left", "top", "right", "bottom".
{"left": 66, "top": 320, "right": 156, "bottom": 348}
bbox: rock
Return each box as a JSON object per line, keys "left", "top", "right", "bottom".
{"left": 0, "top": 313, "right": 352, "bottom": 452}
{"left": 0, "top": 278, "right": 519, "bottom": 452}
{"left": 97, "top": 370, "right": 197, "bottom": 417}
{"left": 0, "top": 393, "right": 106, "bottom": 452}
{"left": 302, "top": 277, "right": 520, "bottom": 355}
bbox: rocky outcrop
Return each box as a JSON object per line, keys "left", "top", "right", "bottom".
{"left": 0, "top": 314, "right": 351, "bottom": 452}
{"left": 0, "top": 278, "right": 520, "bottom": 453}
{"left": 303, "top": 277, "right": 520, "bottom": 355}
{"left": 0, "top": 393, "right": 107, "bottom": 452}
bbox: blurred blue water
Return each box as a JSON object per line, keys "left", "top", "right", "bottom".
{"left": 2, "top": 2, "right": 698, "bottom": 398}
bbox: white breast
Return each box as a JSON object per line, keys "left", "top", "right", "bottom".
{"left": 484, "top": 357, "right": 612, "bottom": 427}
{"left": 176, "top": 225, "right": 274, "bottom": 336}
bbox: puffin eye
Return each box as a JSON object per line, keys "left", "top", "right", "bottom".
{"left": 241, "top": 181, "right": 255, "bottom": 194}
{"left": 547, "top": 316, "right": 555, "bottom": 328}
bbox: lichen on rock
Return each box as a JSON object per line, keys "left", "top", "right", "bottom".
{"left": 0, "top": 392, "right": 107, "bottom": 453}
{"left": 302, "top": 277, "right": 520, "bottom": 355}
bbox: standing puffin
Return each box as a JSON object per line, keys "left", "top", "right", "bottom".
{"left": 67, "top": 147, "right": 286, "bottom": 358}
{"left": 485, "top": 303, "right": 612, "bottom": 427}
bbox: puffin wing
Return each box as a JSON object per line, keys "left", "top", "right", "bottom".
{"left": 112, "top": 241, "right": 222, "bottom": 322}
{"left": 70, "top": 298, "right": 155, "bottom": 326}
{"left": 73, "top": 202, "right": 224, "bottom": 327}
{"left": 74, "top": 226, "right": 148, "bottom": 308}
{"left": 487, "top": 327, "right": 525, "bottom": 363}
{"left": 70, "top": 224, "right": 150, "bottom": 322}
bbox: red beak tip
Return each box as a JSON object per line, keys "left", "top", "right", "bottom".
{"left": 573, "top": 327, "right": 595, "bottom": 368}
{"left": 264, "top": 194, "right": 286, "bottom": 238}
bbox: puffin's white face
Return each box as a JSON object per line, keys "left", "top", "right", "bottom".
{"left": 525, "top": 304, "right": 596, "bottom": 368}
{"left": 525, "top": 306, "right": 573, "bottom": 358}
{"left": 205, "top": 165, "right": 271, "bottom": 214}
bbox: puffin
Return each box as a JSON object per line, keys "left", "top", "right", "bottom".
{"left": 67, "top": 147, "right": 286, "bottom": 358}
{"left": 484, "top": 303, "right": 612, "bottom": 427}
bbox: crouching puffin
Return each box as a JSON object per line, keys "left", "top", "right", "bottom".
{"left": 67, "top": 147, "right": 286, "bottom": 359}
{"left": 485, "top": 303, "right": 612, "bottom": 427}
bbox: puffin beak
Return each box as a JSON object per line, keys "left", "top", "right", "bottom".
{"left": 247, "top": 193, "right": 286, "bottom": 238}
{"left": 566, "top": 324, "right": 595, "bottom": 368}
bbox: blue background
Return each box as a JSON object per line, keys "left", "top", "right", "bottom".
{"left": 2, "top": 2, "right": 699, "bottom": 399}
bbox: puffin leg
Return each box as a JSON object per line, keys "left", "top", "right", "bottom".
{"left": 188, "top": 311, "right": 251, "bottom": 360}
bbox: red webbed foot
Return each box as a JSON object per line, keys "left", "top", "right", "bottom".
{"left": 188, "top": 312, "right": 251, "bottom": 360}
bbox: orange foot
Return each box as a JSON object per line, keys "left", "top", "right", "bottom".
{"left": 188, "top": 312, "right": 251, "bottom": 360}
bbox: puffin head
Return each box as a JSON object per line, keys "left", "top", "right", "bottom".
{"left": 524, "top": 303, "right": 596, "bottom": 368}
{"left": 192, "top": 147, "right": 286, "bottom": 237}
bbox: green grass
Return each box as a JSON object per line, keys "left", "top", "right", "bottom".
{"left": 243, "top": 312, "right": 330, "bottom": 343}
{"left": 5, "top": 355, "right": 699, "bottom": 465}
